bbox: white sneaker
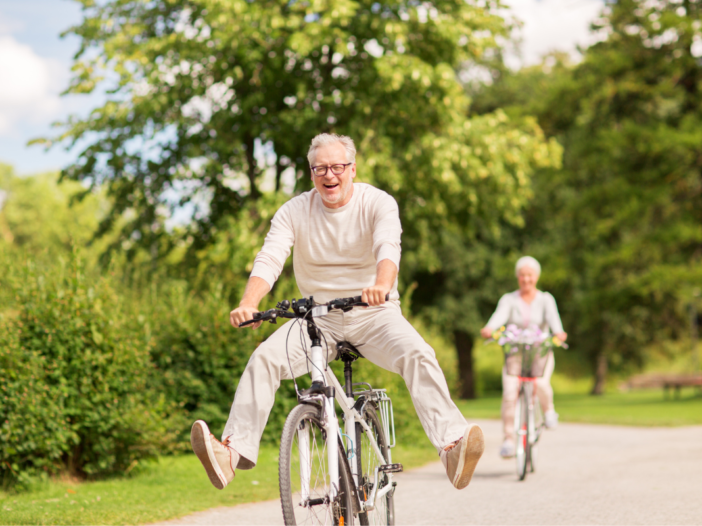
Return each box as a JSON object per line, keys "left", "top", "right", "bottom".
{"left": 190, "top": 420, "right": 239, "bottom": 490}
{"left": 439, "top": 424, "right": 485, "bottom": 490}
{"left": 545, "top": 410, "right": 559, "bottom": 429}
{"left": 499, "top": 440, "right": 515, "bottom": 458}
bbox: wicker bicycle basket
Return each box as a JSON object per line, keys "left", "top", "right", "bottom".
{"left": 504, "top": 344, "right": 551, "bottom": 377}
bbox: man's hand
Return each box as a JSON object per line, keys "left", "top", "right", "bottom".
{"left": 363, "top": 259, "right": 397, "bottom": 307}
{"left": 362, "top": 285, "right": 390, "bottom": 307}
{"left": 230, "top": 305, "right": 262, "bottom": 329}
{"left": 229, "top": 276, "right": 271, "bottom": 329}
{"left": 480, "top": 327, "right": 493, "bottom": 339}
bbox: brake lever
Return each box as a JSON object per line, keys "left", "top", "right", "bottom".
{"left": 239, "top": 310, "right": 267, "bottom": 327}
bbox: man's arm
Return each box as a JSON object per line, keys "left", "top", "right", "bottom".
{"left": 230, "top": 276, "right": 272, "bottom": 329}
{"left": 231, "top": 201, "right": 295, "bottom": 329}
{"left": 362, "top": 259, "right": 397, "bottom": 307}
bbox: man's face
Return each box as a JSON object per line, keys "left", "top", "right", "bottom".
{"left": 310, "top": 142, "right": 356, "bottom": 208}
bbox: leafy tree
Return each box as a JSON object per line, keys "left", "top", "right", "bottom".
{"left": 0, "top": 164, "right": 106, "bottom": 255}
{"left": 471, "top": 0, "right": 702, "bottom": 393}
{"left": 45, "top": 0, "right": 511, "bottom": 260}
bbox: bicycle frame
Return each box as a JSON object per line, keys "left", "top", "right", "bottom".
{"left": 296, "top": 337, "right": 395, "bottom": 514}
{"left": 516, "top": 377, "right": 544, "bottom": 450}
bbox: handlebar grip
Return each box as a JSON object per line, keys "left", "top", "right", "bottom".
{"left": 353, "top": 293, "right": 391, "bottom": 302}
{"left": 238, "top": 318, "right": 259, "bottom": 327}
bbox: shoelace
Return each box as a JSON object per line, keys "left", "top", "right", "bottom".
{"left": 443, "top": 437, "right": 461, "bottom": 453}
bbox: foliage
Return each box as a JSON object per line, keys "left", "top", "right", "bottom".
{"left": 0, "top": 251, "right": 183, "bottom": 485}
{"left": 0, "top": 164, "right": 106, "bottom": 255}
{"left": 43, "top": 0, "right": 548, "bottom": 266}
{"left": 470, "top": 0, "right": 702, "bottom": 392}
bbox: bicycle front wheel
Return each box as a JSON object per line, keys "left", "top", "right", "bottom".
{"left": 530, "top": 399, "right": 544, "bottom": 473}
{"left": 279, "top": 403, "right": 356, "bottom": 525}
{"left": 514, "top": 388, "right": 529, "bottom": 481}
{"left": 356, "top": 404, "right": 394, "bottom": 525}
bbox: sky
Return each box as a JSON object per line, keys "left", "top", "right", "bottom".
{"left": 0, "top": 0, "right": 604, "bottom": 176}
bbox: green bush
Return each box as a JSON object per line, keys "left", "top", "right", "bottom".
{"left": 0, "top": 253, "right": 183, "bottom": 485}
{"left": 138, "top": 271, "right": 308, "bottom": 446}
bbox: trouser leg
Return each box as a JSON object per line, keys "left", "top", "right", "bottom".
{"left": 535, "top": 352, "right": 556, "bottom": 414}
{"left": 344, "top": 302, "right": 467, "bottom": 453}
{"left": 501, "top": 368, "right": 520, "bottom": 443}
{"left": 221, "top": 317, "right": 341, "bottom": 468}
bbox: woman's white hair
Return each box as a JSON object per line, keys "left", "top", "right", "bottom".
{"left": 515, "top": 256, "right": 541, "bottom": 277}
{"left": 307, "top": 133, "right": 356, "bottom": 166}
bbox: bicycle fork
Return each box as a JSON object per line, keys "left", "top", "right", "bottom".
{"left": 302, "top": 336, "right": 339, "bottom": 501}
{"left": 520, "top": 380, "right": 538, "bottom": 447}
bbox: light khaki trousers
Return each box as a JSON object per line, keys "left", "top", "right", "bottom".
{"left": 223, "top": 301, "right": 468, "bottom": 468}
{"left": 501, "top": 352, "right": 555, "bottom": 443}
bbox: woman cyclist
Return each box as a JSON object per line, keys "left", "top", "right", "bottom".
{"left": 480, "top": 256, "right": 567, "bottom": 458}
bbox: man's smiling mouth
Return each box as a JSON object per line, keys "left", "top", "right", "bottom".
{"left": 324, "top": 183, "right": 339, "bottom": 189}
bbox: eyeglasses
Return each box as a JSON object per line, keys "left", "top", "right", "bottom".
{"left": 311, "top": 163, "right": 353, "bottom": 177}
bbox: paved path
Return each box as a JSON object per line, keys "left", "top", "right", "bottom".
{"left": 155, "top": 420, "right": 702, "bottom": 525}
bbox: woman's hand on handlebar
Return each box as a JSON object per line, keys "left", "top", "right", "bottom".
{"left": 230, "top": 304, "right": 261, "bottom": 329}
{"left": 362, "top": 286, "right": 390, "bottom": 307}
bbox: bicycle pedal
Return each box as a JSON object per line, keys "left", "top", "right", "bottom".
{"left": 379, "top": 463, "right": 403, "bottom": 473}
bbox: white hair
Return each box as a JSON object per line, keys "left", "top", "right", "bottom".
{"left": 515, "top": 256, "right": 541, "bottom": 277}
{"left": 307, "top": 133, "right": 356, "bottom": 166}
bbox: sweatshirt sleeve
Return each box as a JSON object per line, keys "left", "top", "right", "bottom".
{"left": 486, "top": 293, "right": 512, "bottom": 330}
{"left": 544, "top": 292, "right": 565, "bottom": 334}
{"left": 250, "top": 202, "right": 295, "bottom": 289}
{"left": 372, "top": 192, "right": 402, "bottom": 268}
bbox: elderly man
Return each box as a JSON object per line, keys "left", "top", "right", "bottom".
{"left": 190, "top": 133, "right": 484, "bottom": 491}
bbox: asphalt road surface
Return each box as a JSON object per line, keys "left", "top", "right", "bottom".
{"left": 156, "top": 419, "right": 702, "bottom": 525}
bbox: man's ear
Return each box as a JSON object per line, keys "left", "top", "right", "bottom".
{"left": 351, "top": 163, "right": 357, "bottom": 180}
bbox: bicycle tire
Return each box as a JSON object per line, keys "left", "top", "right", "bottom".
{"left": 280, "top": 403, "right": 356, "bottom": 525}
{"left": 530, "top": 400, "right": 543, "bottom": 473}
{"left": 356, "top": 404, "right": 394, "bottom": 525}
{"left": 515, "top": 389, "right": 529, "bottom": 481}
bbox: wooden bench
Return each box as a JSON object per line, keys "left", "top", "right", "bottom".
{"left": 620, "top": 373, "right": 702, "bottom": 398}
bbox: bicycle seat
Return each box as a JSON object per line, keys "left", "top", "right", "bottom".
{"left": 336, "top": 341, "right": 364, "bottom": 362}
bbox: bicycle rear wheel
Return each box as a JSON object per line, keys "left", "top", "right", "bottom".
{"left": 356, "top": 404, "right": 394, "bottom": 525}
{"left": 280, "top": 403, "right": 356, "bottom": 525}
{"left": 514, "top": 388, "right": 529, "bottom": 481}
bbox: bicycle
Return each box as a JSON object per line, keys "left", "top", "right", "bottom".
{"left": 240, "top": 294, "right": 402, "bottom": 525}
{"left": 486, "top": 325, "right": 566, "bottom": 481}
{"left": 507, "top": 345, "right": 547, "bottom": 481}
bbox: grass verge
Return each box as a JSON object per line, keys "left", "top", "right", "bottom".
{"left": 457, "top": 388, "right": 702, "bottom": 426}
{"left": 0, "top": 444, "right": 436, "bottom": 525}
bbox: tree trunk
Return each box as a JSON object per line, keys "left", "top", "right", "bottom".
{"left": 453, "top": 329, "right": 476, "bottom": 399}
{"left": 591, "top": 352, "right": 608, "bottom": 395}
{"left": 275, "top": 154, "right": 284, "bottom": 193}
{"left": 244, "top": 134, "right": 261, "bottom": 199}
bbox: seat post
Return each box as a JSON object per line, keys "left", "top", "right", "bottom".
{"left": 343, "top": 360, "right": 353, "bottom": 399}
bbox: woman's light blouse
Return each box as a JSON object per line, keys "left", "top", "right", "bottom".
{"left": 486, "top": 290, "right": 564, "bottom": 334}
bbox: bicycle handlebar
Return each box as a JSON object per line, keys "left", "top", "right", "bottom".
{"left": 239, "top": 293, "right": 391, "bottom": 327}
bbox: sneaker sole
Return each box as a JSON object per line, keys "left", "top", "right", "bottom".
{"left": 191, "top": 420, "right": 228, "bottom": 490}
{"left": 454, "top": 425, "right": 485, "bottom": 490}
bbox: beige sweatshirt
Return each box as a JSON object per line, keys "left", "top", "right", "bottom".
{"left": 250, "top": 183, "right": 402, "bottom": 302}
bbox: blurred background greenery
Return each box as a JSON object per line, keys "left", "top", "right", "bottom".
{"left": 1, "top": 0, "right": 701, "bottom": 513}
